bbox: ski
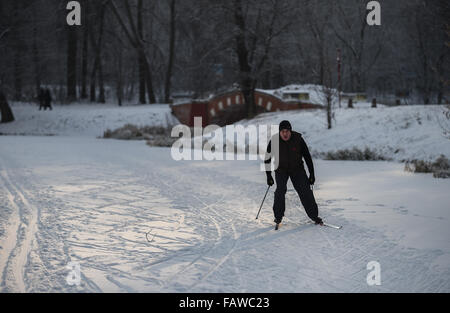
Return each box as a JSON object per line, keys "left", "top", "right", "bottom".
{"left": 321, "top": 222, "right": 342, "bottom": 229}
{"left": 271, "top": 221, "right": 341, "bottom": 230}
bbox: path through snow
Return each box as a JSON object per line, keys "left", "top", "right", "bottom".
{"left": 0, "top": 136, "right": 449, "bottom": 292}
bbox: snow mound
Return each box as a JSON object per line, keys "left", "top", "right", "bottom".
{"left": 217, "top": 105, "right": 450, "bottom": 162}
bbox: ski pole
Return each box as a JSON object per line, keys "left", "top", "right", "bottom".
{"left": 255, "top": 185, "right": 271, "bottom": 220}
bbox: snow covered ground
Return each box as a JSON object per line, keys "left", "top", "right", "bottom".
{"left": 0, "top": 135, "right": 449, "bottom": 292}
{"left": 232, "top": 104, "right": 450, "bottom": 162}
{"left": 0, "top": 102, "right": 178, "bottom": 137}
{"left": 1, "top": 102, "right": 448, "bottom": 162}
{"left": 0, "top": 102, "right": 449, "bottom": 293}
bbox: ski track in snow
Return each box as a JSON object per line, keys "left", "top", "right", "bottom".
{"left": 0, "top": 161, "right": 29, "bottom": 292}
{"left": 0, "top": 136, "right": 449, "bottom": 292}
{"left": 0, "top": 157, "right": 53, "bottom": 292}
{"left": 0, "top": 164, "right": 23, "bottom": 292}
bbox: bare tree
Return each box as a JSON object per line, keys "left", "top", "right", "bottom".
{"left": 0, "top": 0, "right": 447, "bottom": 108}
{"left": 211, "top": 0, "right": 297, "bottom": 118}
{"left": 31, "top": 12, "right": 41, "bottom": 96}
{"left": 301, "top": 1, "right": 330, "bottom": 86}
{"left": 173, "top": 1, "right": 225, "bottom": 98}
{"left": 164, "top": 0, "right": 176, "bottom": 103}
{"left": 0, "top": 5, "right": 14, "bottom": 121}
{"left": 12, "top": 1, "right": 25, "bottom": 101}
{"left": 333, "top": 0, "right": 383, "bottom": 92}
{"left": 66, "top": 23, "right": 78, "bottom": 101}
{"left": 109, "top": 0, "right": 156, "bottom": 104}
{"left": 80, "top": 0, "right": 89, "bottom": 99}
{"left": 314, "top": 56, "right": 338, "bottom": 129}
{"left": 0, "top": 90, "right": 14, "bottom": 123}
{"left": 89, "top": 2, "right": 107, "bottom": 103}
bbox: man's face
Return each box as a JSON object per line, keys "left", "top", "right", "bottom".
{"left": 280, "top": 129, "right": 291, "bottom": 141}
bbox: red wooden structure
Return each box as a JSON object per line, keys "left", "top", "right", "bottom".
{"left": 170, "top": 89, "right": 322, "bottom": 127}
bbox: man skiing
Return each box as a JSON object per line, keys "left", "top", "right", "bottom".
{"left": 265, "top": 120, "right": 323, "bottom": 230}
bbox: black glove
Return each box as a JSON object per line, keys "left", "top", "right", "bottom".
{"left": 308, "top": 174, "right": 315, "bottom": 185}
{"left": 266, "top": 172, "right": 274, "bottom": 186}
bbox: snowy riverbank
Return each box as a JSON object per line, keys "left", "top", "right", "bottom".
{"left": 1, "top": 102, "right": 448, "bottom": 163}
{"left": 234, "top": 104, "right": 450, "bottom": 162}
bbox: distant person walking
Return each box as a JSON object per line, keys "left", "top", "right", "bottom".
{"left": 44, "top": 88, "right": 52, "bottom": 110}
{"left": 38, "top": 88, "right": 46, "bottom": 110}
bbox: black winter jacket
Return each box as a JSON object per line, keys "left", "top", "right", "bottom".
{"left": 265, "top": 131, "right": 314, "bottom": 176}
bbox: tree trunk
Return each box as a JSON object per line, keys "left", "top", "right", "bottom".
{"left": 319, "top": 49, "right": 324, "bottom": 86}
{"left": 90, "top": 59, "right": 97, "bottom": 102}
{"left": 138, "top": 50, "right": 146, "bottom": 104}
{"left": 137, "top": 0, "right": 146, "bottom": 104}
{"left": 422, "top": 54, "right": 429, "bottom": 104}
{"left": 67, "top": 26, "right": 78, "bottom": 101}
{"left": 327, "top": 97, "right": 332, "bottom": 129}
{"left": 415, "top": 8, "right": 430, "bottom": 104}
{"left": 436, "top": 52, "right": 445, "bottom": 104}
{"left": 241, "top": 78, "right": 256, "bottom": 118}
{"left": 97, "top": 6, "right": 106, "bottom": 103}
{"left": 355, "top": 57, "right": 363, "bottom": 92}
{"left": 80, "top": 1, "right": 89, "bottom": 99}
{"left": 13, "top": 50, "right": 22, "bottom": 101}
{"left": 233, "top": 0, "right": 256, "bottom": 118}
{"left": 109, "top": 0, "right": 156, "bottom": 104}
{"left": 0, "top": 91, "right": 14, "bottom": 123}
{"left": 164, "top": 0, "right": 176, "bottom": 103}
{"left": 32, "top": 18, "right": 41, "bottom": 97}
{"left": 97, "top": 58, "right": 105, "bottom": 103}
{"left": 116, "top": 47, "right": 123, "bottom": 107}
{"left": 88, "top": 2, "right": 106, "bottom": 103}
{"left": 127, "top": 63, "right": 136, "bottom": 101}
{"left": 437, "top": 85, "right": 443, "bottom": 105}
{"left": 145, "top": 58, "right": 156, "bottom": 104}
{"left": 12, "top": 1, "right": 22, "bottom": 101}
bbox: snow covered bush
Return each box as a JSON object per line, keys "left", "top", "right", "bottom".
{"left": 103, "top": 124, "right": 176, "bottom": 147}
{"left": 431, "top": 155, "right": 450, "bottom": 178}
{"left": 103, "top": 124, "right": 143, "bottom": 140}
{"left": 404, "top": 159, "right": 433, "bottom": 173}
{"left": 404, "top": 155, "right": 450, "bottom": 178}
{"left": 145, "top": 133, "right": 177, "bottom": 147}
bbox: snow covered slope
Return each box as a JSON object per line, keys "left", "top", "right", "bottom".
{"left": 0, "top": 136, "right": 449, "bottom": 292}
{"left": 233, "top": 104, "right": 450, "bottom": 162}
{"left": 1, "top": 102, "right": 448, "bottom": 162}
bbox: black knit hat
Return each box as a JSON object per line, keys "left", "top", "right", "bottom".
{"left": 279, "top": 120, "right": 292, "bottom": 131}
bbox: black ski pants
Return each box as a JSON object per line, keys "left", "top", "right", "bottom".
{"left": 273, "top": 169, "right": 319, "bottom": 223}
